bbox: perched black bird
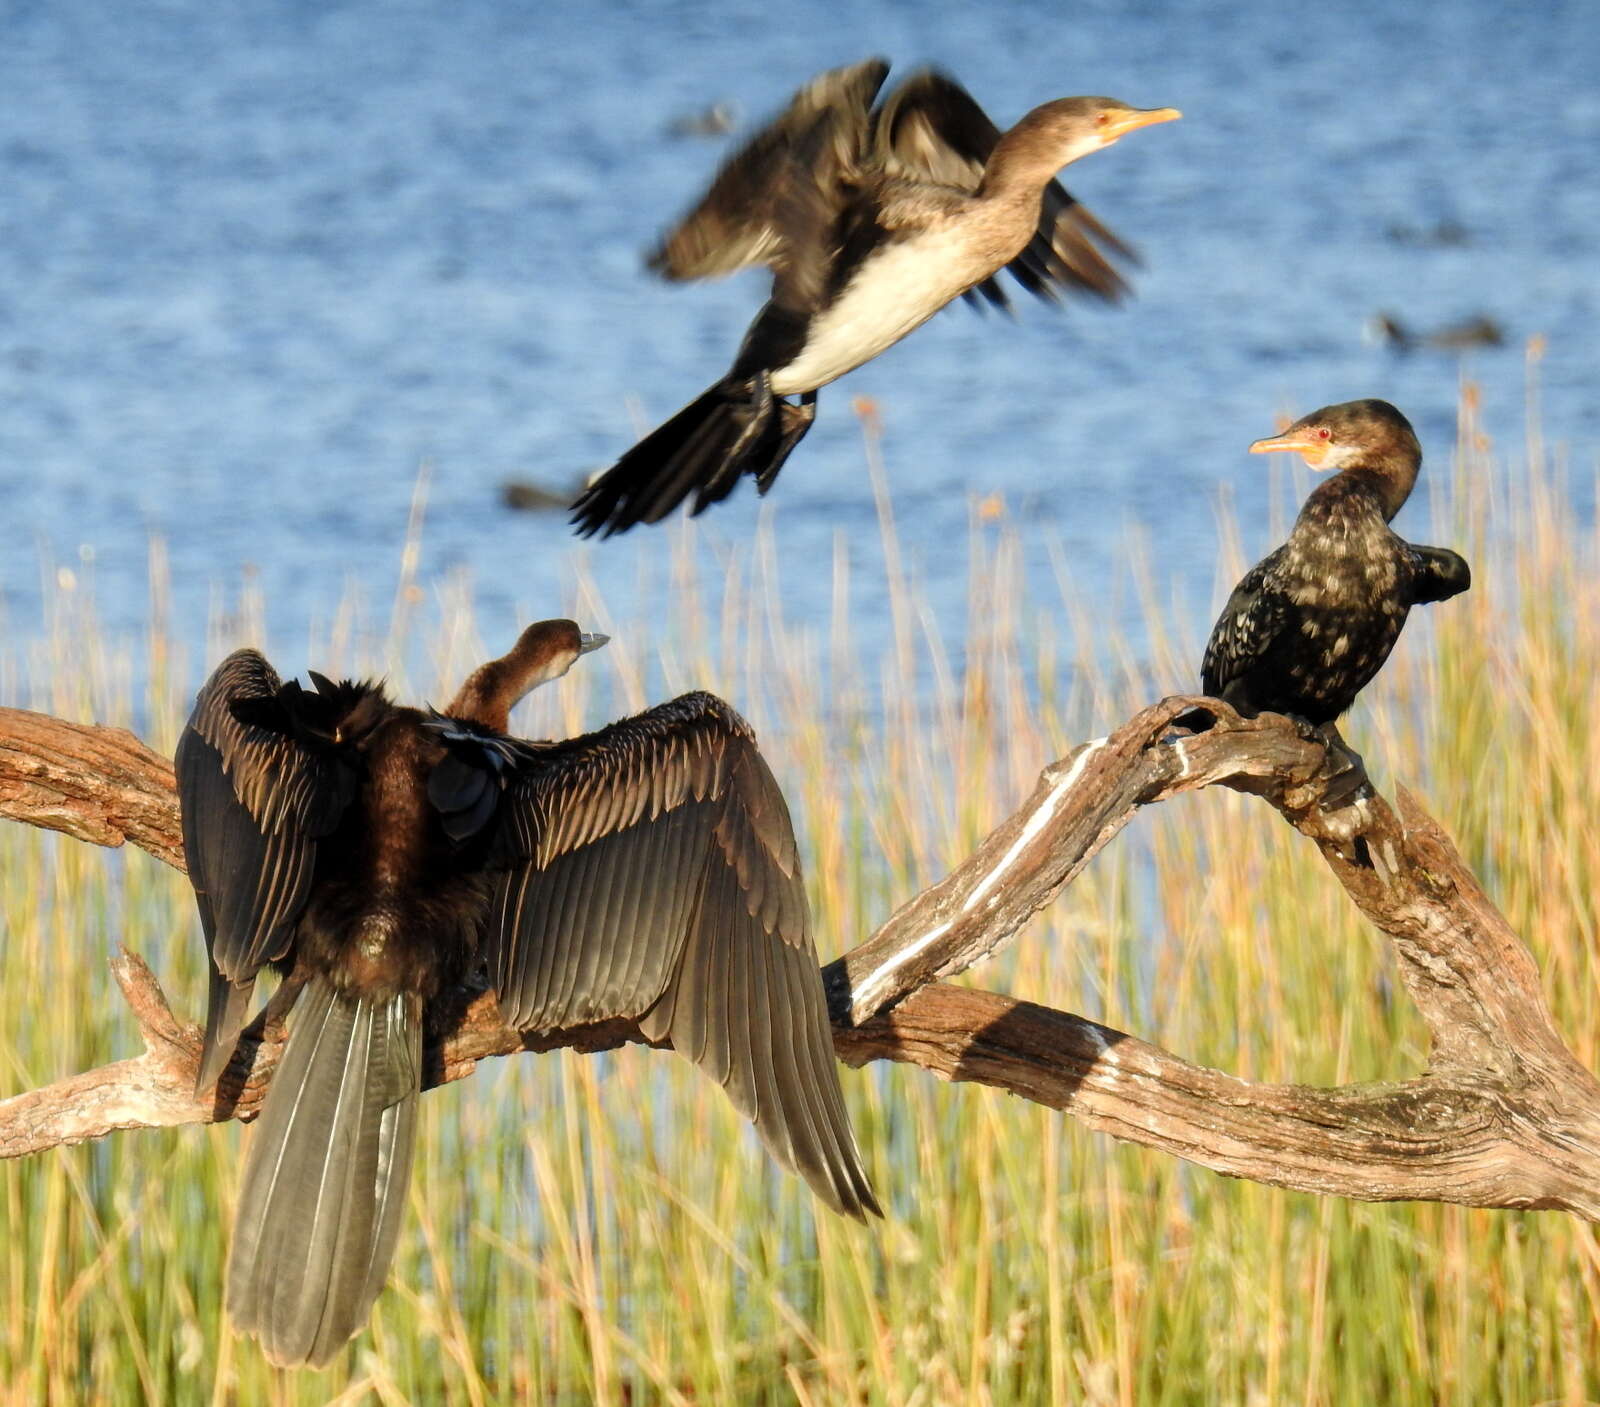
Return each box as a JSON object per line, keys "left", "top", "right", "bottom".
{"left": 572, "top": 58, "right": 1179, "bottom": 536}
{"left": 1200, "top": 399, "right": 1470, "bottom": 727}
{"left": 177, "top": 621, "right": 877, "bottom": 1367}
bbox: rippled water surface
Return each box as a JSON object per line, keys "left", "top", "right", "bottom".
{"left": 2, "top": 0, "right": 1596, "bottom": 689}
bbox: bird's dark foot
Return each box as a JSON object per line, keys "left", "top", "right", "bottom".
{"left": 689, "top": 373, "right": 778, "bottom": 514}
{"left": 1280, "top": 712, "right": 1322, "bottom": 744}
{"left": 1306, "top": 721, "right": 1373, "bottom": 810}
{"left": 726, "top": 373, "right": 776, "bottom": 467}
{"left": 756, "top": 389, "right": 817, "bottom": 494}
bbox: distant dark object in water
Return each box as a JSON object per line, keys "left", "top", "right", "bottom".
{"left": 667, "top": 100, "right": 740, "bottom": 138}
{"left": 1198, "top": 399, "right": 1469, "bottom": 734}
{"left": 1370, "top": 311, "right": 1504, "bottom": 353}
{"left": 572, "top": 57, "right": 1180, "bottom": 537}
{"left": 501, "top": 477, "right": 580, "bottom": 511}
{"left": 1384, "top": 218, "right": 1470, "bottom": 248}
{"left": 178, "top": 620, "right": 878, "bottom": 1367}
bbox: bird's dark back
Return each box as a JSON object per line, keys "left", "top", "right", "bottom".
{"left": 296, "top": 709, "right": 488, "bottom": 1003}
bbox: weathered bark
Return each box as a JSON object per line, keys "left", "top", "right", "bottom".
{"left": 0, "top": 706, "right": 184, "bottom": 869}
{"left": 2, "top": 697, "right": 1597, "bottom": 1220}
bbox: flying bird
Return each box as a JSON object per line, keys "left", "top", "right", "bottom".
{"left": 177, "top": 621, "right": 877, "bottom": 1367}
{"left": 1200, "top": 398, "right": 1470, "bottom": 737}
{"left": 571, "top": 58, "right": 1180, "bottom": 536}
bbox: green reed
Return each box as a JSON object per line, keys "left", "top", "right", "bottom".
{"left": 1, "top": 369, "right": 1597, "bottom": 1405}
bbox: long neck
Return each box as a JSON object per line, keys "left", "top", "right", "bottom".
{"left": 1341, "top": 454, "right": 1418, "bottom": 522}
{"left": 977, "top": 123, "right": 1068, "bottom": 203}
{"left": 445, "top": 662, "right": 515, "bottom": 732}
{"left": 1302, "top": 458, "right": 1419, "bottom": 526}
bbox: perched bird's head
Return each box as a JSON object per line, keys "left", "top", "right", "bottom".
{"left": 1249, "top": 399, "right": 1421, "bottom": 473}
{"left": 446, "top": 619, "right": 609, "bottom": 730}
{"left": 1006, "top": 96, "right": 1181, "bottom": 171}
{"left": 506, "top": 619, "right": 611, "bottom": 689}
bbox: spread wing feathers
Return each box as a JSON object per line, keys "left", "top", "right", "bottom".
{"left": 1201, "top": 554, "right": 1292, "bottom": 703}
{"left": 647, "top": 58, "right": 891, "bottom": 282}
{"left": 875, "top": 69, "right": 1134, "bottom": 309}
{"left": 177, "top": 650, "right": 373, "bottom": 1092}
{"left": 486, "top": 691, "right": 879, "bottom": 1219}
{"left": 767, "top": 113, "right": 858, "bottom": 315}
{"left": 873, "top": 68, "right": 1014, "bottom": 194}
{"left": 227, "top": 976, "right": 421, "bottom": 1368}
{"left": 1405, "top": 544, "right": 1472, "bottom": 605}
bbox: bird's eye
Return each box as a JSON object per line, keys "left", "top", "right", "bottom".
{"left": 1095, "top": 112, "right": 1110, "bottom": 126}
{"left": 1316, "top": 427, "right": 1332, "bottom": 440}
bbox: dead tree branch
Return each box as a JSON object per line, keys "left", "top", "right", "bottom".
{"left": 0, "top": 706, "right": 184, "bottom": 869}
{"left": 2, "top": 697, "right": 1597, "bottom": 1219}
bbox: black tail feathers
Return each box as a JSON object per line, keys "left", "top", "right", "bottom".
{"left": 570, "top": 376, "right": 814, "bottom": 537}
{"left": 226, "top": 975, "right": 421, "bottom": 1368}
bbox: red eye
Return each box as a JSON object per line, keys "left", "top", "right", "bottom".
{"left": 1095, "top": 112, "right": 1109, "bottom": 126}
{"left": 1316, "top": 427, "right": 1332, "bottom": 440}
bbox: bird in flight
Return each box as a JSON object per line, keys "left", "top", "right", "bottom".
{"left": 572, "top": 58, "right": 1180, "bottom": 536}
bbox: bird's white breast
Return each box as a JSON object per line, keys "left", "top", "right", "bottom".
{"left": 771, "top": 227, "right": 976, "bottom": 394}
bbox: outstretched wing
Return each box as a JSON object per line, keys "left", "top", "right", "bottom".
{"left": 176, "top": 650, "right": 364, "bottom": 1092}
{"left": 486, "top": 692, "right": 878, "bottom": 1219}
{"left": 646, "top": 58, "right": 890, "bottom": 283}
{"left": 874, "top": 70, "right": 1135, "bottom": 310}
{"left": 1201, "top": 553, "right": 1292, "bottom": 709}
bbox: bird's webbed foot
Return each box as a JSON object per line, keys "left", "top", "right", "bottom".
{"left": 689, "top": 372, "right": 781, "bottom": 514}
{"left": 1303, "top": 720, "right": 1373, "bottom": 810}
{"left": 726, "top": 371, "right": 777, "bottom": 468}
{"left": 756, "top": 388, "right": 818, "bottom": 494}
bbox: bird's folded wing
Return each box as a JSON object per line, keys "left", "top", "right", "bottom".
{"left": 1405, "top": 544, "right": 1472, "bottom": 605}
{"left": 1201, "top": 558, "right": 1291, "bottom": 699}
{"left": 646, "top": 58, "right": 890, "bottom": 282}
{"left": 877, "top": 69, "right": 1135, "bottom": 309}
{"left": 485, "top": 691, "right": 878, "bottom": 1217}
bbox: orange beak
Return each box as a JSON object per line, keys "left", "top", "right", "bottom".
{"left": 1100, "top": 107, "right": 1182, "bottom": 142}
{"left": 1249, "top": 430, "right": 1329, "bottom": 467}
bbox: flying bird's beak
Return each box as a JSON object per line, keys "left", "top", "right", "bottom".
{"left": 578, "top": 632, "right": 610, "bottom": 655}
{"left": 1249, "top": 430, "right": 1330, "bottom": 468}
{"left": 1101, "top": 107, "right": 1182, "bottom": 142}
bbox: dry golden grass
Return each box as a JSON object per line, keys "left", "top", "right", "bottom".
{"left": 1, "top": 374, "right": 1596, "bottom": 1404}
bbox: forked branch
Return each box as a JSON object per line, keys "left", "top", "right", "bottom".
{"left": 2, "top": 698, "right": 1597, "bottom": 1219}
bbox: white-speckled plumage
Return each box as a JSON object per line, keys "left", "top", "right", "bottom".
{"left": 1201, "top": 399, "right": 1470, "bottom": 724}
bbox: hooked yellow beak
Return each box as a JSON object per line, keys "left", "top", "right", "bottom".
{"left": 1101, "top": 107, "right": 1182, "bottom": 142}
{"left": 1249, "top": 430, "right": 1329, "bottom": 467}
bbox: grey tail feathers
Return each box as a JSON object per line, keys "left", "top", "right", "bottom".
{"left": 225, "top": 974, "right": 421, "bottom": 1368}
{"left": 570, "top": 377, "right": 808, "bottom": 537}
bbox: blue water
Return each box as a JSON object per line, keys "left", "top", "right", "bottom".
{"left": 2, "top": 0, "right": 1596, "bottom": 690}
